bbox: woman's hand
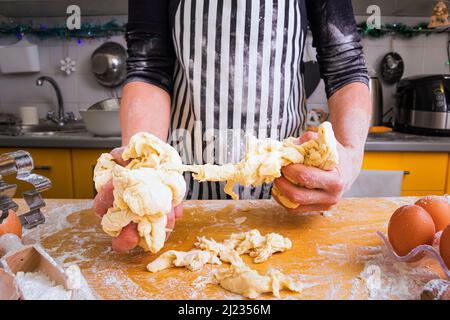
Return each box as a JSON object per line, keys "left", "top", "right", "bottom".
{"left": 272, "top": 131, "right": 363, "bottom": 214}
{"left": 92, "top": 147, "right": 183, "bottom": 252}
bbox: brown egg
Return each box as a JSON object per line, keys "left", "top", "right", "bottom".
{"left": 415, "top": 196, "right": 450, "bottom": 232}
{"left": 0, "top": 210, "right": 22, "bottom": 238}
{"left": 388, "top": 205, "right": 436, "bottom": 256}
{"left": 440, "top": 225, "right": 450, "bottom": 269}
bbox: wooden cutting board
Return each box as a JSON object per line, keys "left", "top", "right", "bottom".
{"left": 16, "top": 198, "right": 446, "bottom": 300}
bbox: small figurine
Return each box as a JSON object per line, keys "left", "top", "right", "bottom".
{"left": 429, "top": 1, "right": 450, "bottom": 28}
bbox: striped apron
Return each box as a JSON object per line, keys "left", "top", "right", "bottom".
{"left": 168, "top": 0, "right": 307, "bottom": 200}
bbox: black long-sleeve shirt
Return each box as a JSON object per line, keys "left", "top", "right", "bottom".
{"left": 125, "top": 0, "right": 368, "bottom": 98}
{"left": 124, "top": 0, "right": 369, "bottom": 200}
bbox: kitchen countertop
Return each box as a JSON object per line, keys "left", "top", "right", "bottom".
{"left": 17, "top": 197, "right": 447, "bottom": 300}
{"left": 0, "top": 131, "right": 450, "bottom": 152}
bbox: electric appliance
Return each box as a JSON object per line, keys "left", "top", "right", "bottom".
{"left": 394, "top": 74, "right": 450, "bottom": 136}
{"left": 369, "top": 72, "right": 383, "bottom": 126}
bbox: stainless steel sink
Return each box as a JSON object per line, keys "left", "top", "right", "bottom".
{"left": 0, "top": 122, "right": 87, "bottom": 136}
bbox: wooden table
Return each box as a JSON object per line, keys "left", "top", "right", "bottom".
{"left": 16, "top": 198, "right": 446, "bottom": 300}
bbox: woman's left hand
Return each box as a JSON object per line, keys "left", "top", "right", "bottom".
{"left": 272, "top": 131, "right": 363, "bottom": 214}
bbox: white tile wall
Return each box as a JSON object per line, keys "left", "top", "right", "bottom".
{"left": 0, "top": 15, "right": 448, "bottom": 122}
{"left": 0, "top": 16, "right": 127, "bottom": 119}
{"left": 306, "top": 16, "right": 450, "bottom": 118}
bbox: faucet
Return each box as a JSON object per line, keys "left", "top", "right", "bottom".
{"left": 36, "top": 76, "right": 75, "bottom": 127}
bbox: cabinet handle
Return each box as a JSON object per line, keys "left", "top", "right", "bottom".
{"left": 404, "top": 171, "right": 410, "bottom": 175}
{"left": 35, "top": 165, "right": 52, "bottom": 171}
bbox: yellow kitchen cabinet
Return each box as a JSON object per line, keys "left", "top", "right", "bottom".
{"left": 400, "top": 190, "right": 446, "bottom": 197}
{"left": 71, "top": 149, "right": 109, "bottom": 199}
{"left": 0, "top": 147, "right": 74, "bottom": 198}
{"left": 447, "top": 158, "right": 450, "bottom": 194}
{"left": 362, "top": 152, "right": 448, "bottom": 196}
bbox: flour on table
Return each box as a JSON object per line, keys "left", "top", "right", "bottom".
{"left": 358, "top": 249, "right": 437, "bottom": 300}
{"left": 93, "top": 122, "right": 339, "bottom": 253}
{"left": 147, "top": 230, "right": 300, "bottom": 298}
{"left": 15, "top": 271, "right": 71, "bottom": 300}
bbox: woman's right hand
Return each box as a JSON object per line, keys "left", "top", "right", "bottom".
{"left": 92, "top": 147, "right": 183, "bottom": 253}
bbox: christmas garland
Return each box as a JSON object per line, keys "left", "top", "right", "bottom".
{"left": 357, "top": 22, "right": 442, "bottom": 38}
{"left": 0, "top": 20, "right": 125, "bottom": 40}
{"left": 0, "top": 20, "right": 446, "bottom": 40}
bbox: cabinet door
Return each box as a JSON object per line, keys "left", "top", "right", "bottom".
{"left": 72, "top": 149, "right": 109, "bottom": 199}
{"left": 447, "top": 157, "right": 450, "bottom": 194}
{"left": 0, "top": 148, "right": 73, "bottom": 199}
{"left": 362, "top": 152, "right": 448, "bottom": 196}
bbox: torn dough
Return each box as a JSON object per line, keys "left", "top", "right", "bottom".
{"left": 147, "top": 250, "right": 221, "bottom": 272}
{"left": 146, "top": 230, "right": 300, "bottom": 298}
{"left": 93, "top": 122, "right": 338, "bottom": 253}
{"left": 196, "top": 229, "right": 292, "bottom": 263}
{"left": 215, "top": 265, "right": 302, "bottom": 299}
{"left": 183, "top": 121, "right": 339, "bottom": 199}
{"left": 94, "top": 133, "right": 186, "bottom": 253}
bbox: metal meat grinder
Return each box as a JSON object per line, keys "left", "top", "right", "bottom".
{"left": 0, "top": 150, "right": 52, "bottom": 229}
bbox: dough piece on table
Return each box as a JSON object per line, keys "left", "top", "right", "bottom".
{"left": 148, "top": 230, "right": 299, "bottom": 298}
{"left": 215, "top": 265, "right": 302, "bottom": 299}
{"left": 248, "top": 233, "right": 293, "bottom": 263}
{"left": 147, "top": 249, "right": 221, "bottom": 272}
{"left": 196, "top": 230, "right": 292, "bottom": 263}
{"left": 183, "top": 121, "right": 339, "bottom": 199}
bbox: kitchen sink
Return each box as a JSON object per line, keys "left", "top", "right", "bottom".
{"left": 0, "top": 122, "right": 87, "bottom": 136}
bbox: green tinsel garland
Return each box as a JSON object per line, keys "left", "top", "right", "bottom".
{"left": 0, "top": 20, "right": 446, "bottom": 40}
{"left": 357, "top": 22, "right": 438, "bottom": 38}
{"left": 0, "top": 20, "right": 125, "bottom": 40}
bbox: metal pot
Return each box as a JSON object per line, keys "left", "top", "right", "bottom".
{"left": 91, "top": 42, "right": 127, "bottom": 88}
{"left": 369, "top": 73, "right": 383, "bottom": 126}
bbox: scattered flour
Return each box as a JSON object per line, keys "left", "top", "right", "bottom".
{"left": 421, "top": 279, "right": 450, "bottom": 300}
{"left": 15, "top": 271, "right": 71, "bottom": 300}
{"left": 358, "top": 247, "right": 437, "bottom": 300}
{"left": 321, "top": 211, "right": 332, "bottom": 217}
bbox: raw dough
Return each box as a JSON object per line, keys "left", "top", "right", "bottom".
{"left": 196, "top": 229, "right": 292, "bottom": 263}
{"left": 272, "top": 185, "right": 301, "bottom": 209}
{"left": 93, "top": 153, "right": 115, "bottom": 192}
{"left": 147, "top": 249, "right": 221, "bottom": 272}
{"left": 184, "top": 121, "right": 339, "bottom": 199}
{"left": 146, "top": 230, "right": 300, "bottom": 298}
{"left": 94, "top": 134, "right": 186, "bottom": 253}
{"left": 215, "top": 265, "right": 302, "bottom": 299}
{"left": 93, "top": 122, "right": 338, "bottom": 253}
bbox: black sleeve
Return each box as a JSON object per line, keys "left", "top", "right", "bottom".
{"left": 305, "top": 0, "right": 369, "bottom": 98}
{"left": 125, "top": 0, "right": 175, "bottom": 94}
